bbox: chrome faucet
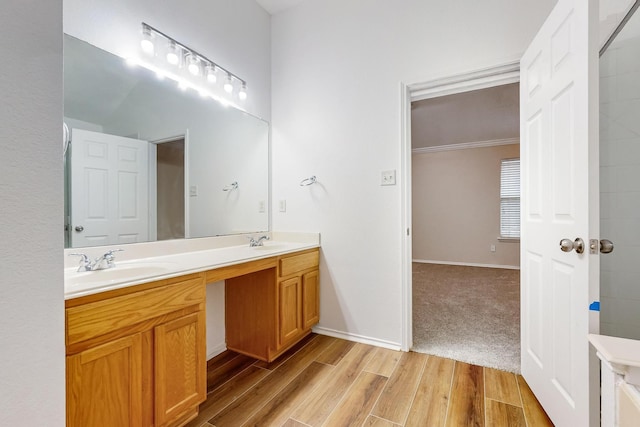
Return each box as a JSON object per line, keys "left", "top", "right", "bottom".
{"left": 69, "top": 253, "right": 92, "bottom": 272}
{"left": 69, "top": 249, "right": 124, "bottom": 272}
{"left": 248, "top": 235, "right": 270, "bottom": 247}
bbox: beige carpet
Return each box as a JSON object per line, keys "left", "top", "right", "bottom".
{"left": 412, "top": 263, "right": 521, "bottom": 373}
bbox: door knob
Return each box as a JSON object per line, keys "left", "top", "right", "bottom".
{"left": 74, "top": 225, "right": 84, "bottom": 232}
{"left": 600, "top": 239, "right": 614, "bottom": 254}
{"left": 560, "top": 238, "right": 585, "bottom": 254}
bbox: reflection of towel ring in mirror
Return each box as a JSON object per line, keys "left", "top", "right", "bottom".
{"left": 299, "top": 176, "right": 317, "bottom": 186}
{"left": 223, "top": 181, "right": 238, "bottom": 191}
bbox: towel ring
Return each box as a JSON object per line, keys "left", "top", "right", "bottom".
{"left": 223, "top": 181, "right": 238, "bottom": 191}
{"left": 299, "top": 176, "right": 317, "bottom": 186}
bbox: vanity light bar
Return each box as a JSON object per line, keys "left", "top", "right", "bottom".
{"left": 140, "top": 22, "right": 247, "bottom": 100}
{"left": 126, "top": 55, "right": 248, "bottom": 112}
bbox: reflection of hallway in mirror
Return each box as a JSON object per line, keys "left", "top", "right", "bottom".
{"left": 157, "top": 138, "right": 185, "bottom": 240}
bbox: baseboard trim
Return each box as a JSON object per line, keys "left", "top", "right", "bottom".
{"left": 207, "top": 342, "right": 227, "bottom": 360}
{"left": 312, "top": 326, "right": 402, "bottom": 351}
{"left": 413, "top": 259, "right": 520, "bottom": 270}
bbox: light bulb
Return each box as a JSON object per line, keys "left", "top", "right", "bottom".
{"left": 206, "top": 64, "right": 217, "bottom": 83}
{"left": 140, "top": 27, "right": 154, "bottom": 55}
{"left": 224, "top": 75, "right": 234, "bottom": 93}
{"left": 238, "top": 83, "right": 247, "bottom": 101}
{"left": 187, "top": 53, "right": 200, "bottom": 76}
{"left": 166, "top": 42, "right": 180, "bottom": 65}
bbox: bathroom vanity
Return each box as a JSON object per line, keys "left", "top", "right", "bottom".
{"left": 64, "top": 236, "right": 320, "bottom": 427}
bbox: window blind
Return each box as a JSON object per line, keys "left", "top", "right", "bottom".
{"left": 500, "top": 158, "right": 520, "bottom": 238}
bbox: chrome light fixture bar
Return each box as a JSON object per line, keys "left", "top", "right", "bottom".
{"left": 140, "top": 22, "right": 247, "bottom": 100}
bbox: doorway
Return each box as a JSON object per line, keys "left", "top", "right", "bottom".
{"left": 410, "top": 83, "right": 522, "bottom": 372}
{"left": 156, "top": 138, "right": 186, "bottom": 241}
{"left": 151, "top": 137, "right": 186, "bottom": 241}
{"left": 399, "top": 61, "right": 521, "bottom": 350}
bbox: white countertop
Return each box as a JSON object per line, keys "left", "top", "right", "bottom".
{"left": 589, "top": 333, "right": 640, "bottom": 387}
{"left": 589, "top": 334, "right": 640, "bottom": 368}
{"left": 64, "top": 232, "right": 320, "bottom": 300}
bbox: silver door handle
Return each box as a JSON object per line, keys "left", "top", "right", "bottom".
{"left": 560, "top": 238, "right": 585, "bottom": 254}
{"left": 600, "top": 239, "right": 614, "bottom": 254}
{"left": 74, "top": 225, "right": 84, "bottom": 232}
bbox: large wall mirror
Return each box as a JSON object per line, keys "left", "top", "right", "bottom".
{"left": 64, "top": 34, "right": 269, "bottom": 248}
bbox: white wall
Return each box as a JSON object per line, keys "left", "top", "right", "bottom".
{"left": 412, "top": 144, "right": 520, "bottom": 269}
{"left": 0, "top": 1, "right": 65, "bottom": 425}
{"left": 271, "top": 0, "right": 555, "bottom": 347}
{"left": 64, "top": 0, "right": 271, "bottom": 121}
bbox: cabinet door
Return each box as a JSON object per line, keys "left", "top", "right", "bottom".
{"left": 67, "top": 334, "right": 143, "bottom": 427}
{"left": 154, "top": 311, "right": 206, "bottom": 427}
{"left": 302, "top": 270, "right": 320, "bottom": 330}
{"left": 278, "top": 276, "right": 303, "bottom": 348}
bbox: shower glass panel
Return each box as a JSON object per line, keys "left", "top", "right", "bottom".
{"left": 599, "top": 4, "right": 640, "bottom": 340}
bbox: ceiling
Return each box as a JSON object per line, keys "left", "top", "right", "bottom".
{"left": 64, "top": 35, "right": 144, "bottom": 126}
{"left": 411, "top": 83, "right": 520, "bottom": 149}
{"left": 255, "top": 0, "right": 306, "bottom": 14}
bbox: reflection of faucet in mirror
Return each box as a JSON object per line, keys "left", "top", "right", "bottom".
{"left": 248, "top": 235, "right": 269, "bottom": 247}
{"left": 69, "top": 249, "right": 124, "bottom": 272}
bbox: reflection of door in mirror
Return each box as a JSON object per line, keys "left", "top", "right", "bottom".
{"left": 155, "top": 138, "right": 185, "bottom": 241}
{"left": 70, "top": 129, "right": 149, "bottom": 248}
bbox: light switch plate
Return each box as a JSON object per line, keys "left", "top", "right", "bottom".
{"left": 279, "top": 200, "right": 286, "bottom": 212}
{"left": 381, "top": 170, "right": 396, "bottom": 186}
{"left": 258, "top": 200, "right": 265, "bottom": 213}
{"left": 189, "top": 185, "right": 198, "bottom": 197}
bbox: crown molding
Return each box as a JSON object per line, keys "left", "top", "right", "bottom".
{"left": 412, "top": 137, "right": 519, "bottom": 154}
{"left": 409, "top": 60, "right": 520, "bottom": 102}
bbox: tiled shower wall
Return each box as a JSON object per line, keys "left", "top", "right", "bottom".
{"left": 599, "top": 30, "right": 640, "bottom": 340}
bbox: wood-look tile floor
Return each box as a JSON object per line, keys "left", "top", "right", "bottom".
{"left": 186, "top": 334, "right": 554, "bottom": 427}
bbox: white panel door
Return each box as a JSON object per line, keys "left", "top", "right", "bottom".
{"left": 520, "top": 0, "right": 599, "bottom": 425}
{"left": 71, "top": 129, "right": 149, "bottom": 248}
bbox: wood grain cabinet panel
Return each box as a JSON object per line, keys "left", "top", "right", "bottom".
{"left": 65, "top": 274, "right": 206, "bottom": 427}
{"left": 226, "top": 248, "right": 320, "bottom": 362}
{"left": 66, "top": 333, "right": 143, "bottom": 427}
{"left": 155, "top": 311, "right": 206, "bottom": 427}
{"left": 66, "top": 248, "right": 318, "bottom": 425}
{"left": 66, "top": 276, "right": 205, "bottom": 346}
{"left": 279, "top": 250, "right": 319, "bottom": 277}
{"left": 279, "top": 276, "right": 303, "bottom": 348}
{"left": 302, "top": 270, "right": 320, "bottom": 330}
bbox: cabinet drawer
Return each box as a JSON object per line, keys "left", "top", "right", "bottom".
{"left": 66, "top": 276, "right": 205, "bottom": 347}
{"left": 279, "top": 250, "right": 319, "bottom": 277}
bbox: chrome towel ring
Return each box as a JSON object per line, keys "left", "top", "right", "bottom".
{"left": 223, "top": 181, "right": 238, "bottom": 191}
{"left": 299, "top": 176, "right": 317, "bottom": 186}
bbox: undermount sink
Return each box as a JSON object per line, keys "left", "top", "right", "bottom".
{"left": 65, "top": 262, "right": 177, "bottom": 288}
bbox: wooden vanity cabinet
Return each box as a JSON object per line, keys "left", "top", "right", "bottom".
{"left": 226, "top": 248, "right": 320, "bottom": 362}
{"left": 65, "top": 273, "right": 206, "bottom": 427}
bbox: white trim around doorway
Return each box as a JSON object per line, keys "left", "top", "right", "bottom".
{"left": 399, "top": 59, "right": 521, "bottom": 352}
